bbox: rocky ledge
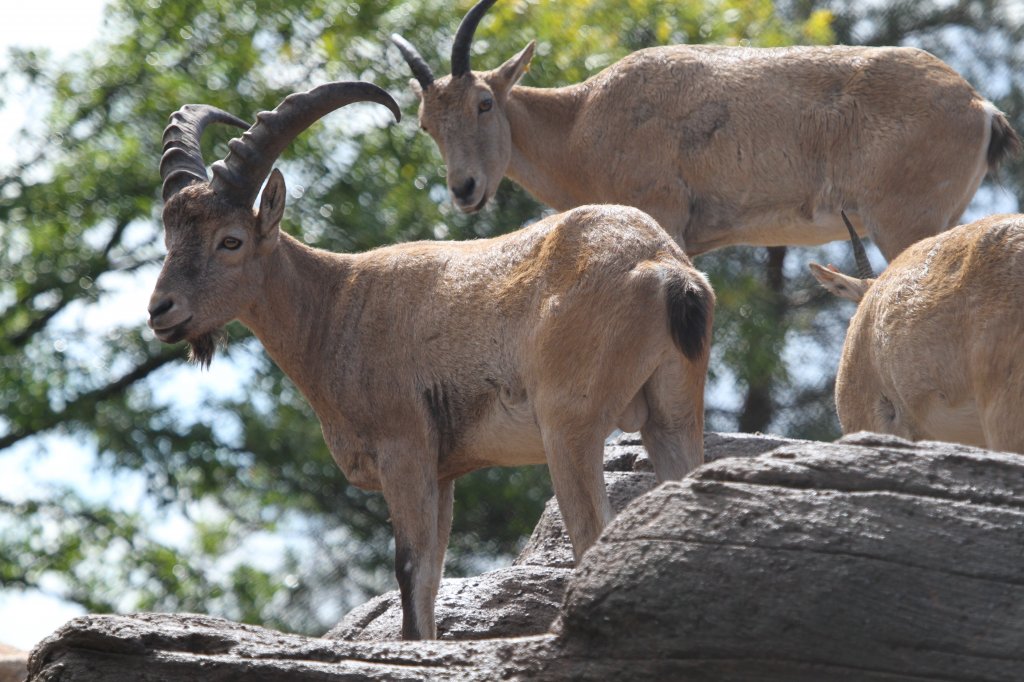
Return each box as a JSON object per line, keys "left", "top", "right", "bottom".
{"left": 27, "top": 432, "right": 1024, "bottom": 681}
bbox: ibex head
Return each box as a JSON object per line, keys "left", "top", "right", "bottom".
{"left": 148, "top": 82, "right": 400, "bottom": 367}
{"left": 808, "top": 211, "right": 877, "bottom": 303}
{"left": 392, "top": 0, "right": 534, "bottom": 212}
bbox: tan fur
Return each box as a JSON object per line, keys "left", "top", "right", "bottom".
{"left": 149, "top": 174, "right": 714, "bottom": 639}
{"left": 413, "top": 41, "right": 1019, "bottom": 259}
{"left": 815, "top": 215, "right": 1024, "bottom": 453}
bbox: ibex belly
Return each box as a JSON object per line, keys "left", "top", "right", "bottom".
{"left": 453, "top": 399, "right": 546, "bottom": 472}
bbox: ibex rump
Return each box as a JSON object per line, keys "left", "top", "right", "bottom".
{"left": 394, "top": 0, "right": 1020, "bottom": 259}
{"left": 810, "top": 214, "right": 1024, "bottom": 454}
{"left": 149, "top": 81, "right": 715, "bottom": 639}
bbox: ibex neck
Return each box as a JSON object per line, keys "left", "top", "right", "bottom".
{"left": 505, "top": 84, "right": 588, "bottom": 210}
{"left": 238, "top": 232, "right": 351, "bottom": 407}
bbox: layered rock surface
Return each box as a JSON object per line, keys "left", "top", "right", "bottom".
{"left": 28, "top": 432, "right": 1024, "bottom": 681}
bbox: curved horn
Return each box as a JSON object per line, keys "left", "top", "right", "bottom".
{"left": 841, "top": 210, "right": 875, "bottom": 279}
{"left": 391, "top": 34, "right": 435, "bottom": 90}
{"left": 210, "top": 81, "right": 401, "bottom": 208}
{"left": 160, "top": 105, "right": 249, "bottom": 202}
{"left": 451, "top": 0, "right": 497, "bottom": 77}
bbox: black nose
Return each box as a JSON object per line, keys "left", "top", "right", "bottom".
{"left": 148, "top": 297, "right": 174, "bottom": 320}
{"left": 451, "top": 177, "right": 476, "bottom": 202}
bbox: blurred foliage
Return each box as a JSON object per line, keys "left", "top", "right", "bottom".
{"left": 1, "top": 0, "right": 1021, "bottom": 636}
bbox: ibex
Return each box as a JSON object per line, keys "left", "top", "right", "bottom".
{"left": 393, "top": 0, "right": 1020, "bottom": 259}
{"left": 809, "top": 213, "right": 1024, "bottom": 454}
{"left": 149, "top": 81, "right": 715, "bottom": 640}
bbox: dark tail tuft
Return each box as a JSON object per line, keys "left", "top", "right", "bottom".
{"left": 665, "top": 274, "right": 713, "bottom": 361}
{"left": 988, "top": 110, "right": 1022, "bottom": 171}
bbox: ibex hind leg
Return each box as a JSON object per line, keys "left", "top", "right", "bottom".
{"left": 431, "top": 478, "right": 455, "bottom": 608}
{"left": 639, "top": 356, "right": 706, "bottom": 481}
{"left": 539, "top": 424, "right": 611, "bottom": 564}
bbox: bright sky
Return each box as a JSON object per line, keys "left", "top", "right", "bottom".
{"left": 0, "top": 1, "right": 108, "bottom": 167}
{"left": 0, "top": 0, "right": 111, "bottom": 652}
{"left": 0, "top": 2, "right": 107, "bottom": 53}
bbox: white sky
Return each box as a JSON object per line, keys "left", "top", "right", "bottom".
{"left": 0, "top": 2, "right": 110, "bottom": 163}
{"left": 0, "top": 0, "right": 112, "bottom": 652}
{"left": 0, "top": 2, "right": 107, "bottom": 54}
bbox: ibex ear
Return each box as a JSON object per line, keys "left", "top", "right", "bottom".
{"left": 256, "top": 168, "right": 286, "bottom": 254}
{"left": 410, "top": 78, "right": 424, "bottom": 100}
{"left": 808, "top": 262, "right": 870, "bottom": 303}
{"left": 493, "top": 41, "right": 535, "bottom": 99}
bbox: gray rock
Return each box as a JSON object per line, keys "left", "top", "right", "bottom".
{"left": 513, "top": 471, "right": 658, "bottom": 570}
{"left": 28, "top": 434, "right": 1024, "bottom": 681}
{"left": 28, "top": 612, "right": 547, "bottom": 681}
{"left": 518, "top": 430, "right": 805, "bottom": 571}
{"left": 325, "top": 565, "right": 571, "bottom": 641}
{"left": 605, "top": 430, "right": 805, "bottom": 471}
{"left": 559, "top": 435, "right": 1024, "bottom": 680}
{"left": 703, "top": 429, "right": 807, "bottom": 461}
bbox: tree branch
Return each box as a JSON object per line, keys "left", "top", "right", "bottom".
{"left": 0, "top": 346, "right": 184, "bottom": 452}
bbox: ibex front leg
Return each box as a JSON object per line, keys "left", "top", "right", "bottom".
{"left": 380, "top": 443, "right": 442, "bottom": 640}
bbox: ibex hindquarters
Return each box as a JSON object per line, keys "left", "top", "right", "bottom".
{"left": 824, "top": 215, "right": 1024, "bottom": 453}
{"left": 523, "top": 232, "right": 712, "bottom": 555}
{"left": 843, "top": 99, "right": 1005, "bottom": 260}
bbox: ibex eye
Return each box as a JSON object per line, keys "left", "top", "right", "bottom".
{"left": 478, "top": 98, "right": 493, "bottom": 113}
{"left": 220, "top": 237, "right": 242, "bottom": 250}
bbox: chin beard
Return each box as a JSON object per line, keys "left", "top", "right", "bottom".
{"left": 187, "top": 329, "right": 227, "bottom": 369}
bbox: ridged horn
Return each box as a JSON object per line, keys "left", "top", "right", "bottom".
{"left": 451, "top": 0, "right": 497, "bottom": 77}
{"left": 160, "top": 105, "right": 250, "bottom": 202}
{"left": 209, "top": 81, "right": 401, "bottom": 208}
{"left": 391, "top": 34, "right": 436, "bottom": 90}
{"left": 841, "top": 210, "right": 875, "bottom": 279}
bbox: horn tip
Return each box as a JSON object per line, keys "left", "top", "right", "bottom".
{"left": 384, "top": 95, "right": 402, "bottom": 123}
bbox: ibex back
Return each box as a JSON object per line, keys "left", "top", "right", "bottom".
{"left": 811, "top": 214, "right": 1024, "bottom": 453}
{"left": 149, "top": 81, "right": 715, "bottom": 639}
{"left": 394, "top": 0, "right": 1020, "bottom": 259}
